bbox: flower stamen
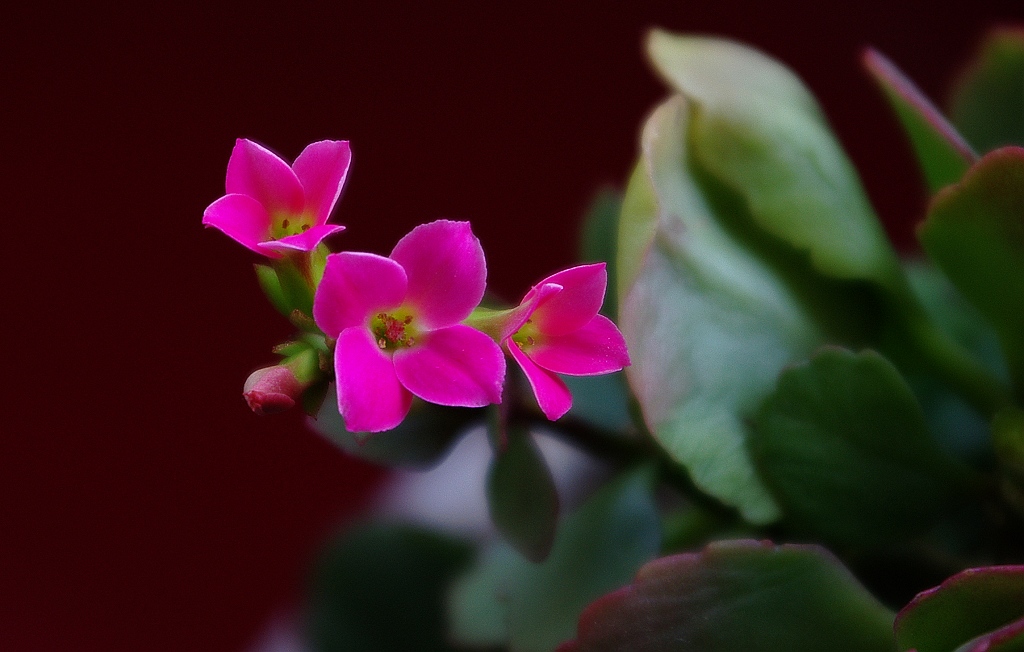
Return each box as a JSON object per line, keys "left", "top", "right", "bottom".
{"left": 511, "top": 320, "right": 539, "bottom": 350}
{"left": 372, "top": 312, "right": 417, "bottom": 351}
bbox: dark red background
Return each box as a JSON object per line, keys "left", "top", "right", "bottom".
{"left": 5, "top": 2, "right": 1022, "bottom": 649}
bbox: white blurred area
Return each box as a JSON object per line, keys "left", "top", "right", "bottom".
{"left": 249, "top": 425, "right": 609, "bottom": 651}
{"left": 371, "top": 425, "right": 611, "bottom": 540}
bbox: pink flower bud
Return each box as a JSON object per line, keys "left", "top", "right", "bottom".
{"left": 243, "top": 365, "right": 304, "bottom": 415}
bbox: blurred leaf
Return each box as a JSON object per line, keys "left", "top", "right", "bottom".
{"left": 919, "top": 147, "right": 1024, "bottom": 390}
{"left": 312, "top": 390, "right": 483, "bottom": 467}
{"left": 563, "top": 372, "right": 633, "bottom": 434}
{"left": 994, "top": 406, "right": 1024, "bottom": 477}
{"left": 991, "top": 407, "right": 1024, "bottom": 524}
{"left": 448, "top": 543, "right": 523, "bottom": 647}
{"left": 619, "top": 33, "right": 930, "bottom": 524}
{"left": 895, "top": 565, "right": 1024, "bottom": 652}
{"left": 448, "top": 467, "right": 661, "bottom": 652}
{"left": 950, "top": 28, "right": 1024, "bottom": 153}
{"left": 615, "top": 161, "right": 658, "bottom": 302}
{"left": 562, "top": 539, "right": 894, "bottom": 652}
{"left": 617, "top": 94, "right": 824, "bottom": 524}
{"left": 904, "top": 260, "right": 1008, "bottom": 380}
{"left": 660, "top": 503, "right": 740, "bottom": 554}
{"left": 487, "top": 427, "right": 560, "bottom": 562}
{"left": 578, "top": 188, "right": 622, "bottom": 318}
{"left": 750, "top": 347, "right": 967, "bottom": 548}
{"left": 863, "top": 48, "right": 977, "bottom": 193}
{"left": 647, "top": 31, "right": 905, "bottom": 294}
{"left": 306, "top": 522, "right": 473, "bottom": 652}
{"left": 905, "top": 260, "right": 1004, "bottom": 460}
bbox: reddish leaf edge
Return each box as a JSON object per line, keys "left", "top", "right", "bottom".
{"left": 894, "top": 564, "right": 1024, "bottom": 634}
{"left": 965, "top": 616, "right": 1024, "bottom": 652}
{"left": 921, "top": 145, "right": 1024, "bottom": 231}
{"left": 557, "top": 539, "right": 870, "bottom": 652}
{"left": 862, "top": 47, "right": 977, "bottom": 165}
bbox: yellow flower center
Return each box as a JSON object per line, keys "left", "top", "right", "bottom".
{"left": 269, "top": 213, "right": 314, "bottom": 240}
{"left": 371, "top": 311, "right": 418, "bottom": 351}
{"left": 510, "top": 318, "right": 540, "bottom": 350}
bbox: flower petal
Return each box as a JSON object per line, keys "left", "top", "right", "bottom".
{"left": 202, "top": 193, "right": 275, "bottom": 256}
{"left": 292, "top": 140, "right": 352, "bottom": 225}
{"left": 528, "top": 314, "right": 630, "bottom": 375}
{"left": 313, "top": 252, "right": 407, "bottom": 337}
{"left": 497, "top": 283, "right": 562, "bottom": 341}
{"left": 335, "top": 327, "right": 412, "bottom": 433}
{"left": 508, "top": 339, "right": 572, "bottom": 420}
{"left": 393, "top": 325, "right": 504, "bottom": 407}
{"left": 259, "top": 223, "right": 345, "bottom": 254}
{"left": 531, "top": 263, "right": 607, "bottom": 336}
{"left": 390, "top": 220, "right": 486, "bottom": 329}
{"left": 225, "top": 139, "right": 304, "bottom": 216}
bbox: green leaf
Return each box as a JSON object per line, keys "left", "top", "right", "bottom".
{"left": 254, "top": 263, "right": 291, "bottom": 317}
{"left": 273, "top": 339, "right": 310, "bottom": 358}
{"left": 863, "top": 48, "right": 977, "bottom": 193}
{"left": 448, "top": 467, "right": 661, "bottom": 652}
{"left": 619, "top": 32, "right": 936, "bottom": 524}
{"left": 950, "top": 28, "right": 1024, "bottom": 153}
{"left": 617, "top": 94, "right": 826, "bottom": 523}
{"left": 904, "top": 260, "right": 1004, "bottom": 460}
{"left": 300, "top": 378, "right": 331, "bottom": 417}
{"left": 274, "top": 257, "right": 316, "bottom": 317}
{"left": 919, "top": 147, "right": 1024, "bottom": 391}
{"left": 312, "top": 391, "right": 483, "bottom": 467}
{"left": 895, "top": 565, "right": 1024, "bottom": 652}
{"left": 750, "top": 347, "right": 967, "bottom": 548}
{"left": 994, "top": 406, "right": 1024, "bottom": 477}
{"left": 647, "top": 30, "right": 904, "bottom": 294}
{"left": 306, "top": 522, "right": 473, "bottom": 652}
{"left": 562, "top": 539, "right": 895, "bottom": 652}
{"left": 904, "top": 259, "right": 1008, "bottom": 381}
{"left": 487, "top": 427, "right": 560, "bottom": 562}
{"left": 615, "top": 161, "right": 659, "bottom": 302}
{"left": 578, "top": 188, "right": 622, "bottom": 318}
{"left": 447, "top": 543, "right": 523, "bottom": 647}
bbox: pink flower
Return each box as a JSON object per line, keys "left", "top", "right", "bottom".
{"left": 313, "top": 220, "right": 505, "bottom": 433}
{"left": 203, "top": 139, "right": 350, "bottom": 257}
{"left": 501, "top": 263, "right": 630, "bottom": 420}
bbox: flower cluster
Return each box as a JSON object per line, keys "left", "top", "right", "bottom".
{"left": 205, "top": 138, "right": 629, "bottom": 433}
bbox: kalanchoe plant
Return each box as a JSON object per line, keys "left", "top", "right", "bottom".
{"left": 207, "top": 25, "right": 1024, "bottom": 652}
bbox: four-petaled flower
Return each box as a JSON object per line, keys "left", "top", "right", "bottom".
{"left": 203, "top": 139, "right": 350, "bottom": 257}
{"left": 499, "top": 263, "right": 630, "bottom": 420}
{"left": 313, "top": 220, "right": 505, "bottom": 432}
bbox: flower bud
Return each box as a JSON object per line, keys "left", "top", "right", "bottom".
{"left": 243, "top": 365, "right": 304, "bottom": 415}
